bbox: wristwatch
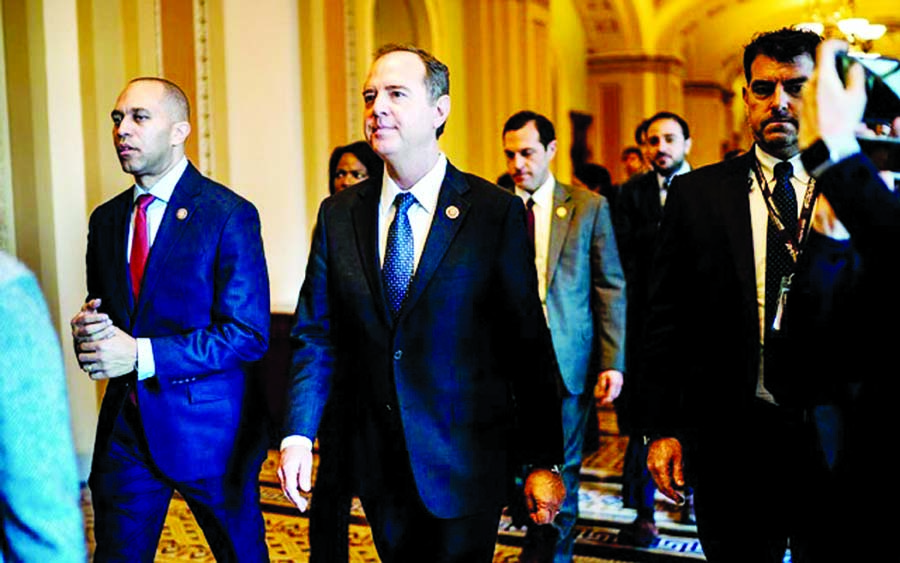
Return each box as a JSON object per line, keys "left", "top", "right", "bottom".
{"left": 526, "top": 464, "right": 562, "bottom": 475}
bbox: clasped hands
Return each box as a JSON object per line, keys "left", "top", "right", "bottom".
{"left": 278, "top": 444, "right": 566, "bottom": 525}
{"left": 71, "top": 298, "right": 137, "bottom": 380}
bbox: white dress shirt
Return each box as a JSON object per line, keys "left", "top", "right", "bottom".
{"left": 749, "top": 145, "right": 812, "bottom": 402}
{"left": 378, "top": 154, "right": 447, "bottom": 270}
{"left": 515, "top": 173, "right": 555, "bottom": 317}
{"left": 657, "top": 160, "right": 692, "bottom": 207}
{"left": 129, "top": 156, "right": 189, "bottom": 381}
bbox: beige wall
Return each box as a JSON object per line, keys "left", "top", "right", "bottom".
{"left": 4, "top": 0, "right": 98, "bottom": 478}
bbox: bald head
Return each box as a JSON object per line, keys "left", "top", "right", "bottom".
{"left": 128, "top": 77, "right": 190, "bottom": 123}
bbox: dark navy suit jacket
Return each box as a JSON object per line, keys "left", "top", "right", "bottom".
{"left": 87, "top": 163, "right": 270, "bottom": 482}
{"left": 286, "top": 163, "right": 564, "bottom": 519}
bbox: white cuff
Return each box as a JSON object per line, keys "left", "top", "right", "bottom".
{"left": 280, "top": 435, "right": 313, "bottom": 451}
{"left": 136, "top": 338, "right": 155, "bottom": 380}
{"left": 822, "top": 134, "right": 861, "bottom": 165}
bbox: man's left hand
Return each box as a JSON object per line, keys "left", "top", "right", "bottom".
{"left": 76, "top": 326, "right": 137, "bottom": 380}
{"left": 524, "top": 468, "right": 566, "bottom": 525}
{"left": 594, "top": 369, "right": 623, "bottom": 405}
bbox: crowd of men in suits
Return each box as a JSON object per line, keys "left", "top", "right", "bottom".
{"left": 2, "top": 22, "right": 891, "bottom": 563}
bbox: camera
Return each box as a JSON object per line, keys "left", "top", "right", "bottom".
{"left": 835, "top": 52, "right": 900, "bottom": 170}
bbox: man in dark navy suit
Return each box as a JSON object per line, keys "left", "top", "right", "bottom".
{"left": 71, "top": 77, "right": 270, "bottom": 562}
{"left": 279, "top": 45, "right": 565, "bottom": 563}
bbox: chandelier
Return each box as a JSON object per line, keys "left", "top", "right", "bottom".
{"left": 796, "top": 0, "right": 886, "bottom": 53}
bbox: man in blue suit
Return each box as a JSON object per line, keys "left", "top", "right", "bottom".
{"left": 502, "top": 111, "right": 626, "bottom": 562}
{"left": 71, "top": 77, "right": 270, "bottom": 562}
{"left": 279, "top": 45, "right": 566, "bottom": 562}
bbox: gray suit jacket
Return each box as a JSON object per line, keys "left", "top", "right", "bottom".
{"left": 544, "top": 181, "right": 626, "bottom": 395}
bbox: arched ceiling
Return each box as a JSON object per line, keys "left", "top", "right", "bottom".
{"left": 575, "top": 0, "right": 899, "bottom": 85}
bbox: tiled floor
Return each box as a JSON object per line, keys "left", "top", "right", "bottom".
{"left": 82, "top": 406, "right": 706, "bottom": 562}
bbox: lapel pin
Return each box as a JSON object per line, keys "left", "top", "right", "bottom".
{"left": 556, "top": 206, "right": 567, "bottom": 218}
{"left": 176, "top": 208, "right": 188, "bottom": 220}
{"left": 445, "top": 205, "right": 460, "bottom": 220}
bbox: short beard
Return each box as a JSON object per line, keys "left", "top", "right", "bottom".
{"left": 754, "top": 132, "right": 798, "bottom": 161}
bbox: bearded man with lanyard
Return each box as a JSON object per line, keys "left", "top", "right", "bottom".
{"left": 636, "top": 28, "right": 840, "bottom": 563}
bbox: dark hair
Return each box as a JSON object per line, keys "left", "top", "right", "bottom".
{"left": 645, "top": 111, "right": 691, "bottom": 140}
{"left": 328, "top": 141, "right": 383, "bottom": 195}
{"left": 129, "top": 77, "right": 190, "bottom": 122}
{"left": 502, "top": 111, "right": 556, "bottom": 148}
{"left": 374, "top": 44, "right": 450, "bottom": 138}
{"left": 742, "top": 28, "right": 821, "bottom": 82}
{"left": 496, "top": 173, "right": 515, "bottom": 190}
{"left": 621, "top": 146, "right": 643, "bottom": 160}
{"left": 634, "top": 119, "right": 649, "bottom": 146}
{"left": 575, "top": 163, "right": 612, "bottom": 195}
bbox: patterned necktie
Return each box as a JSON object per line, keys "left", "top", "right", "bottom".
{"left": 383, "top": 192, "right": 416, "bottom": 317}
{"left": 765, "top": 161, "right": 797, "bottom": 329}
{"left": 525, "top": 197, "right": 536, "bottom": 250}
{"left": 130, "top": 194, "right": 155, "bottom": 300}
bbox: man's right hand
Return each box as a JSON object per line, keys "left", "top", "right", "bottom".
{"left": 70, "top": 299, "right": 113, "bottom": 369}
{"left": 278, "top": 444, "right": 313, "bottom": 511}
{"left": 647, "top": 437, "right": 685, "bottom": 504}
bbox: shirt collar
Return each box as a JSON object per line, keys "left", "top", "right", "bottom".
{"left": 752, "top": 145, "right": 810, "bottom": 186}
{"left": 380, "top": 153, "right": 447, "bottom": 214}
{"left": 132, "top": 156, "right": 188, "bottom": 204}
{"left": 515, "top": 172, "right": 555, "bottom": 207}
{"left": 657, "top": 161, "right": 691, "bottom": 190}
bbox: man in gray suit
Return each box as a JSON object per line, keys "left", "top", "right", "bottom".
{"left": 502, "top": 111, "right": 627, "bottom": 562}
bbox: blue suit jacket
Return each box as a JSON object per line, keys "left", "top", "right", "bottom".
{"left": 544, "top": 181, "right": 626, "bottom": 395}
{"left": 286, "top": 163, "right": 564, "bottom": 518}
{"left": 86, "top": 163, "right": 270, "bottom": 482}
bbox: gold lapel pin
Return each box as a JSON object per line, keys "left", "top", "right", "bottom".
{"left": 556, "top": 206, "right": 567, "bottom": 218}
{"left": 445, "top": 205, "right": 460, "bottom": 220}
{"left": 176, "top": 208, "right": 188, "bottom": 220}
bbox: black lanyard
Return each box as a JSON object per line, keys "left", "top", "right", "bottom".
{"left": 751, "top": 156, "right": 818, "bottom": 263}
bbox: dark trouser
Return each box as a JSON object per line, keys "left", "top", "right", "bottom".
{"left": 89, "top": 402, "right": 268, "bottom": 563}
{"left": 621, "top": 435, "right": 656, "bottom": 518}
{"left": 359, "top": 461, "right": 502, "bottom": 563}
{"left": 692, "top": 400, "right": 829, "bottom": 563}
{"left": 309, "top": 418, "right": 352, "bottom": 563}
{"left": 520, "top": 391, "right": 591, "bottom": 563}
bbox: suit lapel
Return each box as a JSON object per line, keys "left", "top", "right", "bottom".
{"left": 133, "top": 164, "right": 201, "bottom": 318}
{"left": 546, "top": 181, "right": 574, "bottom": 290}
{"left": 640, "top": 173, "right": 662, "bottom": 224}
{"left": 351, "top": 179, "right": 391, "bottom": 324}
{"left": 720, "top": 152, "right": 758, "bottom": 313}
{"left": 397, "top": 164, "right": 470, "bottom": 321}
{"left": 110, "top": 192, "right": 134, "bottom": 319}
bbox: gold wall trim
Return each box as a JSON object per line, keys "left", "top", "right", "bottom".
{"left": 588, "top": 53, "right": 683, "bottom": 75}
{"left": 194, "top": 0, "right": 212, "bottom": 175}
{"left": 684, "top": 80, "right": 732, "bottom": 103}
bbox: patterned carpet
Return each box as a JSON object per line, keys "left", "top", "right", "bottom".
{"left": 82, "top": 408, "right": 714, "bottom": 562}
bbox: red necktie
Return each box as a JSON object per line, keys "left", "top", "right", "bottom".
{"left": 130, "top": 194, "right": 155, "bottom": 300}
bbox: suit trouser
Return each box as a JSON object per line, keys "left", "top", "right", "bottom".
{"left": 89, "top": 401, "right": 269, "bottom": 563}
{"left": 308, "top": 412, "right": 352, "bottom": 563}
{"left": 692, "top": 400, "right": 830, "bottom": 563}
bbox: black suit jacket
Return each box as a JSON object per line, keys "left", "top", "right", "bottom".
{"left": 286, "top": 162, "right": 563, "bottom": 518}
{"left": 639, "top": 152, "right": 762, "bottom": 439}
{"left": 616, "top": 171, "right": 664, "bottom": 380}
{"left": 775, "top": 154, "right": 898, "bottom": 426}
